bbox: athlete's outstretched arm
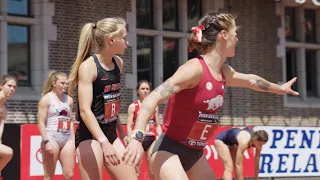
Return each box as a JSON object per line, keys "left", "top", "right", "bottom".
{"left": 154, "top": 106, "right": 162, "bottom": 137}
{"left": 133, "top": 59, "right": 202, "bottom": 134}
{"left": 222, "top": 64, "right": 299, "bottom": 96}
{"left": 254, "top": 146, "right": 262, "bottom": 180}
{"left": 123, "top": 59, "right": 203, "bottom": 165}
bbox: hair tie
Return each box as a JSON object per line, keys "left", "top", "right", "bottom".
{"left": 191, "top": 25, "right": 205, "bottom": 42}
{"left": 93, "top": 23, "right": 97, "bottom": 29}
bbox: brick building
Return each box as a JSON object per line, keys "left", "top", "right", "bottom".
{"left": 0, "top": 0, "right": 320, "bottom": 179}
{"left": 1, "top": 0, "right": 319, "bottom": 126}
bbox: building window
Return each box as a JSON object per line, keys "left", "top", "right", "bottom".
{"left": 137, "top": 36, "right": 154, "bottom": 85}
{"left": 7, "top": 0, "right": 30, "bottom": 16}
{"left": 7, "top": 25, "right": 30, "bottom": 86}
{"left": 136, "top": 0, "right": 154, "bottom": 29}
{"left": 304, "top": 9, "right": 316, "bottom": 43}
{"left": 0, "top": 0, "right": 56, "bottom": 100}
{"left": 306, "top": 50, "right": 318, "bottom": 97}
{"left": 286, "top": 49, "right": 298, "bottom": 94}
{"left": 135, "top": 0, "right": 212, "bottom": 91}
{"left": 285, "top": 7, "right": 296, "bottom": 42}
{"left": 187, "top": 0, "right": 202, "bottom": 32}
{"left": 278, "top": 2, "right": 320, "bottom": 107}
{"left": 163, "top": 38, "right": 179, "bottom": 81}
{"left": 163, "top": 0, "right": 178, "bottom": 31}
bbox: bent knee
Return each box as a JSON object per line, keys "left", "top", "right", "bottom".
{"left": 224, "top": 162, "right": 233, "bottom": 172}
{"left": 63, "top": 172, "right": 74, "bottom": 180}
{"left": 1, "top": 147, "right": 13, "bottom": 159}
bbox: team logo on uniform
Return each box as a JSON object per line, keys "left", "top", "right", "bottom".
{"left": 206, "top": 82, "right": 213, "bottom": 90}
{"left": 101, "top": 76, "right": 109, "bottom": 80}
{"left": 203, "top": 95, "right": 224, "bottom": 110}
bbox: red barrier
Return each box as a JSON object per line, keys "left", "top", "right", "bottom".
{"left": 20, "top": 124, "right": 254, "bottom": 180}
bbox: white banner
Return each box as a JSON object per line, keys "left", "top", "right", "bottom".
{"left": 254, "top": 126, "right": 320, "bottom": 177}
{"left": 29, "top": 136, "right": 63, "bottom": 176}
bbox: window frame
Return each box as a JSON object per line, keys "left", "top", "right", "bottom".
{"left": 7, "top": 23, "right": 31, "bottom": 86}
{"left": 136, "top": 0, "right": 155, "bottom": 29}
{"left": 277, "top": 2, "right": 320, "bottom": 108}
{"left": 162, "top": 0, "right": 179, "bottom": 31}
{"left": 132, "top": 0, "right": 222, "bottom": 100}
{"left": 7, "top": 0, "right": 32, "bottom": 17}
{"left": 0, "top": 0, "right": 56, "bottom": 101}
{"left": 137, "top": 35, "right": 155, "bottom": 85}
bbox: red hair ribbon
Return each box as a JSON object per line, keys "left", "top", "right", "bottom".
{"left": 191, "top": 25, "right": 205, "bottom": 42}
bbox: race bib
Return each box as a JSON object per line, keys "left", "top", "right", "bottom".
{"left": 184, "top": 113, "right": 219, "bottom": 148}
{"left": 57, "top": 116, "right": 71, "bottom": 133}
{"left": 145, "top": 120, "right": 156, "bottom": 136}
{"left": 104, "top": 92, "right": 121, "bottom": 123}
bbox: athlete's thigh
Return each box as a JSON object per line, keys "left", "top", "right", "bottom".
{"left": 76, "top": 140, "right": 104, "bottom": 180}
{"left": 59, "top": 140, "right": 75, "bottom": 176}
{"left": 186, "top": 155, "right": 216, "bottom": 180}
{"left": 104, "top": 138, "right": 138, "bottom": 180}
{"left": 150, "top": 151, "right": 188, "bottom": 180}
{"left": 214, "top": 139, "right": 233, "bottom": 165}
{"left": 41, "top": 140, "right": 60, "bottom": 177}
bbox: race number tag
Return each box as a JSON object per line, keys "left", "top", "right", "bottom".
{"left": 184, "top": 113, "right": 219, "bottom": 148}
{"left": 145, "top": 120, "right": 156, "bottom": 136}
{"left": 57, "top": 117, "right": 71, "bottom": 133}
{"left": 104, "top": 92, "right": 121, "bottom": 123}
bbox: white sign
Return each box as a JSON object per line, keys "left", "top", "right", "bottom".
{"left": 29, "top": 136, "right": 63, "bottom": 176}
{"left": 254, "top": 126, "right": 320, "bottom": 177}
{"left": 295, "top": 0, "right": 320, "bottom": 6}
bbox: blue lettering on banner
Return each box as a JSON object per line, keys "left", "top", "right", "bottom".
{"left": 260, "top": 154, "right": 273, "bottom": 173}
{"left": 284, "top": 130, "right": 297, "bottom": 148}
{"left": 270, "top": 129, "right": 283, "bottom": 148}
{"left": 304, "top": 154, "right": 318, "bottom": 173}
{"left": 254, "top": 126, "right": 320, "bottom": 177}
{"left": 276, "top": 154, "right": 289, "bottom": 173}
{"left": 299, "top": 130, "right": 314, "bottom": 148}
{"left": 291, "top": 154, "right": 301, "bottom": 173}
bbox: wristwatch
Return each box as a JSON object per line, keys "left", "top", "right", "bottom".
{"left": 42, "top": 140, "right": 49, "bottom": 144}
{"left": 131, "top": 130, "right": 145, "bottom": 142}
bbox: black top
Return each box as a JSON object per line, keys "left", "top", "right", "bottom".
{"left": 77, "top": 54, "right": 121, "bottom": 124}
{"left": 220, "top": 127, "right": 253, "bottom": 147}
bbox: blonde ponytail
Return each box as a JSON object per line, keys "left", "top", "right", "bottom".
{"left": 68, "top": 17, "right": 126, "bottom": 97}
{"left": 68, "top": 23, "right": 95, "bottom": 97}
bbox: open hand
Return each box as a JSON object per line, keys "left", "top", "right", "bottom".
{"left": 279, "top": 77, "right": 299, "bottom": 96}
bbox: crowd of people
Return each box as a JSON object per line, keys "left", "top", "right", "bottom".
{"left": 0, "top": 11, "right": 299, "bottom": 180}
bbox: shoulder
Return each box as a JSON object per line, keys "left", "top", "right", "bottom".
{"left": 237, "top": 130, "right": 251, "bottom": 144}
{"left": 184, "top": 58, "right": 203, "bottom": 70}
{"left": 128, "top": 103, "right": 135, "bottom": 112}
{"left": 39, "top": 93, "right": 51, "bottom": 106}
{"left": 79, "top": 56, "right": 95, "bottom": 71}
{"left": 172, "top": 58, "right": 203, "bottom": 87}
{"left": 78, "top": 56, "right": 97, "bottom": 81}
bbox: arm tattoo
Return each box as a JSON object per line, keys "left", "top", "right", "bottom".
{"left": 158, "top": 80, "right": 177, "bottom": 98}
{"left": 254, "top": 79, "right": 270, "bottom": 91}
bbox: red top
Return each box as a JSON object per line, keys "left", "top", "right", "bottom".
{"left": 162, "top": 56, "right": 225, "bottom": 149}
{"left": 133, "top": 101, "right": 156, "bottom": 137}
